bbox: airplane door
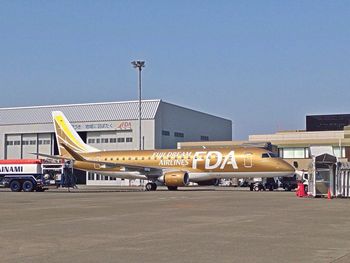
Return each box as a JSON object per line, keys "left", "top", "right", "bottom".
{"left": 244, "top": 153, "right": 253, "bottom": 168}
{"left": 94, "top": 156, "right": 101, "bottom": 169}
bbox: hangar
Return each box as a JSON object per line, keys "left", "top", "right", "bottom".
{"left": 0, "top": 99, "right": 232, "bottom": 185}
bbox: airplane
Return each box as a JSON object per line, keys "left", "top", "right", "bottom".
{"left": 39, "top": 111, "right": 295, "bottom": 191}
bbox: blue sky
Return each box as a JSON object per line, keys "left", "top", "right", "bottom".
{"left": 0, "top": 1, "right": 349, "bottom": 139}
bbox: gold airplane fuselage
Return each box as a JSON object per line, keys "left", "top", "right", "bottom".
{"left": 73, "top": 147, "right": 295, "bottom": 181}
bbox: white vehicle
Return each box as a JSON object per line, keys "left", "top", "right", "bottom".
{"left": 1, "top": 159, "right": 69, "bottom": 192}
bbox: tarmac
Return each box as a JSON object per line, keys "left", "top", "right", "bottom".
{"left": 1, "top": 186, "right": 350, "bottom": 263}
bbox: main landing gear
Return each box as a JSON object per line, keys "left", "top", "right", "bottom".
{"left": 145, "top": 182, "right": 157, "bottom": 191}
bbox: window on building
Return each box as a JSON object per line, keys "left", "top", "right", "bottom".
{"left": 110, "top": 138, "right": 117, "bottom": 143}
{"left": 22, "top": 141, "right": 29, "bottom": 145}
{"left": 162, "top": 130, "right": 170, "bottom": 136}
{"left": 14, "top": 141, "right": 21, "bottom": 145}
{"left": 333, "top": 147, "right": 345, "bottom": 158}
{"left": 117, "top": 138, "right": 125, "bottom": 143}
{"left": 88, "top": 138, "right": 95, "bottom": 144}
{"left": 6, "top": 141, "right": 13, "bottom": 146}
{"left": 96, "top": 174, "right": 100, "bottom": 180}
{"left": 200, "top": 136, "right": 209, "bottom": 141}
{"left": 282, "top": 148, "right": 307, "bottom": 158}
{"left": 44, "top": 140, "right": 51, "bottom": 145}
{"left": 30, "top": 140, "right": 36, "bottom": 145}
{"left": 101, "top": 138, "right": 109, "bottom": 143}
{"left": 96, "top": 138, "right": 100, "bottom": 143}
{"left": 174, "top": 132, "right": 184, "bottom": 138}
{"left": 278, "top": 148, "right": 283, "bottom": 157}
{"left": 305, "top": 148, "right": 310, "bottom": 158}
{"left": 88, "top": 173, "right": 94, "bottom": 180}
{"left": 126, "top": 137, "right": 132, "bottom": 142}
{"left": 110, "top": 176, "right": 116, "bottom": 180}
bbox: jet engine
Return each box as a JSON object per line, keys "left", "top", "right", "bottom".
{"left": 197, "top": 178, "right": 220, "bottom": 186}
{"left": 159, "top": 171, "right": 190, "bottom": 187}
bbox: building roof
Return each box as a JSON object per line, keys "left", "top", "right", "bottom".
{"left": 0, "top": 100, "right": 161, "bottom": 125}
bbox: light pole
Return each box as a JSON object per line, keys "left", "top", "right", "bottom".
{"left": 131, "top": 60, "right": 145, "bottom": 150}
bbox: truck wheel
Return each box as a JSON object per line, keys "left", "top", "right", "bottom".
{"left": 22, "top": 180, "right": 34, "bottom": 192}
{"left": 10, "top": 180, "right": 21, "bottom": 192}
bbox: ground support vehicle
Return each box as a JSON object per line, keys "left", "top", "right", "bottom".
{"left": 279, "top": 174, "right": 298, "bottom": 191}
{"left": 0, "top": 159, "right": 74, "bottom": 192}
{"left": 248, "top": 177, "right": 278, "bottom": 191}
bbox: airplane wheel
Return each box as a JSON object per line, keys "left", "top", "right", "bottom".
{"left": 151, "top": 183, "right": 157, "bottom": 191}
{"left": 145, "top": 183, "right": 157, "bottom": 191}
{"left": 253, "top": 185, "right": 260, "bottom": 192}
{"left": 145, "top": 183, "right": 153, "bottom": 191}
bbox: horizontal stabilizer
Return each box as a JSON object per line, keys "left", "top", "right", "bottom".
{"left": 31, "top": 152, "right": 74, "bottom": 161}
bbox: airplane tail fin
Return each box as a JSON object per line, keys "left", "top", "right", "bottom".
{"left": 52, "top": 111, "right": 98, "bottom": 158}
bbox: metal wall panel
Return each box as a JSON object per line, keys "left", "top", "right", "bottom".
{"left": 0, "top": 100, "right": 161, "bottom": 125}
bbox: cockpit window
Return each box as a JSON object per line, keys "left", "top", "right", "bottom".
{"left": 262, "top": 152, "right": 279, "bottom": 158}
{"left": 262, "top": 153, "right": 270, "bottom": 158}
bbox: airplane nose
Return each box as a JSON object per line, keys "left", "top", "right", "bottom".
{"left": 277, "top": 160, "right": 295, "bottom": 176}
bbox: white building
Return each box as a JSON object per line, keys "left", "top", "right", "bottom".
{"left": 0, "top": 99, "right": 232, "bottom": 185}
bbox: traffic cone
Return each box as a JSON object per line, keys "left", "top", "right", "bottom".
{"left": 327, "top": 189, "right": 332, "bottom": 200}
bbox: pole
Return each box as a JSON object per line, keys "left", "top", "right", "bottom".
{"left": 138, "top": 67, "right": 142, "bottom": 150}
{"left": 131, "top": 60, "right": 145, "bottom": 151}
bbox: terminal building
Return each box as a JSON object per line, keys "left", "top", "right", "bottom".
{"left": 0, "top": 99, "right": 232, "bottom": 185}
